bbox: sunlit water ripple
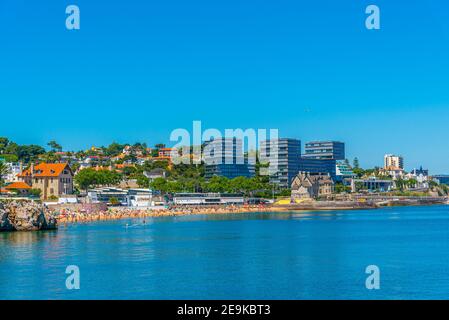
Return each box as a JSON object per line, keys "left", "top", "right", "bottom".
{"left": 1, "top": 205, "right": 449, "bottom": 299}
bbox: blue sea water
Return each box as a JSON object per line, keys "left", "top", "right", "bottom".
{"left": 1, "top": 205, "right": 449, "bottom": 300}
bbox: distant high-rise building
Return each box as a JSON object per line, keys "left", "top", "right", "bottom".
{"left": 384, "top": 154, "right": 404, "bottom": 169}
{"left": 298, "top": 141, "right": 347, "bottom": 182}
{"left": 203, "top": 137, "right": 255, "bottom": 179}
{"left": 303, "top": 141, "right": 345, "bottom": 160}
{"left": 298, "top": 158, "right": 337, "bottom": 181}
{"left": 260, "top": 138, "right": 301, "bottom": 188}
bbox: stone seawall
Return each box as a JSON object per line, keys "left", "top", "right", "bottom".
{"left": 0, "top": 200, "right": 57, "bottom": 232}
{"left": 275, "top": 200, "right": 379, "bottom": 211}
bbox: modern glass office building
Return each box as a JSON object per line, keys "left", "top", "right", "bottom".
{"left": 204, "top": 137, "right": 255, "bottom": 179}
{"left": 298, "top": 158, "right": 338, "bottom": 180}
{"left": 298, "top": 141, "right": 347, "bottom": 182}
{"left": 335, "top": 160, "right": 356, "bottom": 183}
{"left": 260, "top": 138, "right": 301, "bottom": 188}
{"left": 302, "top": 141, "right": 345, "bottom": 160}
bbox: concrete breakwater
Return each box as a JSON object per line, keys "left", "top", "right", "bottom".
{"left": 0, "top": 200, "right": 57, "bottom": 232}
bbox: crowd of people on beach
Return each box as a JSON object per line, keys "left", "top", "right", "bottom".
{"left": 54, "top": 204, "right": 272, "bottom": 224}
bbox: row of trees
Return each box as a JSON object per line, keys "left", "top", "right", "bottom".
{"left": 0, "top": 136, "right": 170, "bottom": 164}
{"left": 1, "top": 137, "right": 67, "bottom": 163}
{"left": 147, "top": 176, "right": 275, "bottom": 197}
{"left": 395, "top": 178, "right": 418, "bottom": 191}
{"left": 0, "top": 137, "right": 46, "bottom": 163}
{"left": 74, "top": 168, "right": 122, "bottom": 191}
{"left": 0, "top": 161, "right": 9, "bottom": 191}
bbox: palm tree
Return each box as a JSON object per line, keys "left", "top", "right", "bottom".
{"left": 0, "top": 162, "right": 10, "bottom": 192}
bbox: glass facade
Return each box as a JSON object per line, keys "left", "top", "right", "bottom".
{"left": 298, "top": 158, "right": 338, "bottom": 181}
{"left": 260, "top": 138, "right": 301, "bottom": 189}
{"left": 204, "top": 138, "right": 255, "bottom": 179}
{"left": 303, "top": 141, "right": 345, "bottom": 160}
{"left": 205, "top": 163, "right": 255, "bottom": 179}
{"left": 335, "top": 160, "right": 355, "bottom": 183}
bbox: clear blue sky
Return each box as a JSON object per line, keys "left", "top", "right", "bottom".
{"left": 1, "top": 0, "right": 449, "bottom": 173}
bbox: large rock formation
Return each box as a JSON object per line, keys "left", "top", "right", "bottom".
{"left": 0, "top": 200, "right": 57, "bottom": 232}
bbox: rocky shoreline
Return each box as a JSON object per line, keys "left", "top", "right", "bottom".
{"left": 0, "top": 200, "right": 57, "bottom": 232}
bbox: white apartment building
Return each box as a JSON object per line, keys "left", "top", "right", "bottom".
{"left": 384, "top": 154, "right": 404, "bottom": 169}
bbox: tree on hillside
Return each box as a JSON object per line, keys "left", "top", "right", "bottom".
{"left": 74, "top": 168, "right": 97, "bottom": 191}
{"left": 17, "top": 145, "right": 46, "bottom": 163}
{"left": 0, "top": 137, "right": 9, "bottom": 154}
{"left": 137, "top": 174, "right": 150, "bottom": 188}
{"left": 407, "top": 179, "right": 417, "bottom": 189}
{"left": 74, "top": 168, "right": 121, "bottom": 192}
{"left": 3, "top": 142, "right": 19, "bottom": 156}
{"left": 123, "top": 154, "right": 137, "bottom": 163}
{"left": 47, "top": 140, "right": 62, "bottom": 152}
{"left": 170, "top": 163, "right": 203, "bottom": 180}
{"left": 150, "top": 177, "right": 168, "bottom": 193}
{"left": 353, "top": 157, "right": 360, "bottom": 169}
{"left": 104, "top": 142, "right": 125, "bottom": 156}
{"left": 205, "top": 176, "right": 230, "bottom": 193}
{"left": 0, "top": 154, "right": 18, "bottom": 162}
{"left": 40, "top": 152, "right": 62, "bottom": 163}
{"left": 228, "top": 176, "right": 251, "bottom": 194}
{"left": 352, "top": 167, "right": 364, "bottom": 178}
{"left": 0, "top": 162, "right": 10, "bottom": 190}
{"left": 143, "top": 160, "right": 169, "bottom": 171}
{"left": 395, "top": 178, "right": 406, "bottom": 191}
{"left": 0, "top": 138, "right": 46, "bottom": 163}
{"left": 151, "top": 149, "right": 159, "bottom": 157}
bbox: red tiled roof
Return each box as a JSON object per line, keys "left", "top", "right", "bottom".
{"left": 384, "top": 165, "right": 403, "bottom": 171}
{"left": 5, "top": 181, "right": 32, "bottom": 190}
{"left": 115, "top": 163, "right": 135, "bottom": 169}
{"left": 18, "top": 163, "right": 71, "bottom": 177}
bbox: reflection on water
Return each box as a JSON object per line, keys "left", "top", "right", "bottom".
{"left": 1, "top": 205, "right": 449, "bottom": 300}
{"left": 0, "top": 230, "right": 58, "bottom": 246}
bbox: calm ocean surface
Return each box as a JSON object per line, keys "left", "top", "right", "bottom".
{"left": 1, "top": 205, "right": 449, "bottom": 300}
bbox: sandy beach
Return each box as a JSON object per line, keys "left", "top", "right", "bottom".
{"left": 54, "top": 204, "right": 278, "bottom": 224}
{"left": 52, "top": 197, "right": 448, "bottom": 225}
